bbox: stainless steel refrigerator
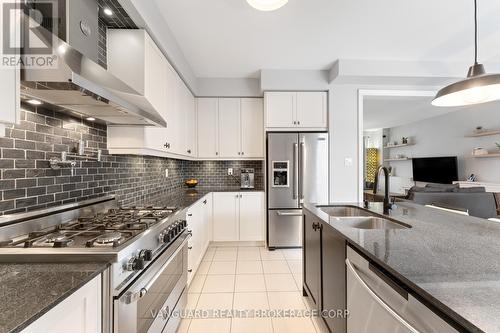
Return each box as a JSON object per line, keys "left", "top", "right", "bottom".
{"left": 267, "top": 132, "right": 329, "bottom": 249}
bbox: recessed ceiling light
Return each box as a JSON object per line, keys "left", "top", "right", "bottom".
{"left": 103, "top": 8, "right": 113, "bottom": 16}
{"left": 86, "top": 117, "right": 96, "bottom": 121}
{"left": 27, "top": 99, "right": 42, "bottom": 105}
{"left": 246, "top": 0, "right": 288, "bottom": 11}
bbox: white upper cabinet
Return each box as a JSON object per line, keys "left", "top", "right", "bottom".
{"left": 196, "top": 98, "right": 264, "bottom": 160}
{"left": 218, "top": 98, "right": 241, "bottom": 158}
{"left": 265, "top": 91, "right": 327, "bottom": 130}
{"left": 0, "top": 0, "right": 21, "bottom": 133}
{"left": 296, "top": 92, "right": 327, "bottom": 128}
{"left": 197, "top": 98, "right": 219, "bottom": 158}
{"left": 241, "top": 98, "right": 264, "bottom": 158}
{"left": 265, "top": 92, "right": 295, "bottom": 128}
{"left": 107, "top": 29, "right": 168, "bottom": 119}
{"left": 184, "top": 85, "right": 197, "bottom": 157}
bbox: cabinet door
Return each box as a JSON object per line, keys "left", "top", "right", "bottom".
{"left": 218, "top": 98, "right": 241, "bottom": 158}
{"left": 303, "top": 211, "right": 321, "bottom": 307}
{"left": 163, "top": 63, "right": 178, "bottom": 153}
{"left": 144, "top": 33, "right": 168, "bottom": 120}
{"left": 184, "top": 88, "right": 197, "bottom": 157}
{"left": 296, "top": 92, "right": 327, "bottom": 128}
{"left": 265, "top": 92, "right": 295, "bottom": 128}
{"left": 212, "top": 192, "right": 239, "bottom": 241}
{"left": 322, "top": 225, "right": 347, "bottom": 333}
{"left": 187, "top": 201, "right": 204, "bottom": 282}
{"left": 22, "top": 276, "right": 101, "bottom": 333}
{"left": 239, "top": 192, "right": 265, "bottom": 241}
{"left": 172, "top": 75, "right": 186, "bottom": 155}
{"left": 197, "top": 98, "right": 219, "bottom": 158}
{"left": 0, "top": 0, "right": 20, "bottom": 128}
{"left": 240, "top": 99, "right": 264, "bottom": 158}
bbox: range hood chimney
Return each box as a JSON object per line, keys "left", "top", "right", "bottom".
{"left": 20, "top": 0, "right": 166, "bottom": 127}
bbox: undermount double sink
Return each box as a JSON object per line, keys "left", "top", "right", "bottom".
{"left": 317, "top": 206, "right": 410, "bottom": 230}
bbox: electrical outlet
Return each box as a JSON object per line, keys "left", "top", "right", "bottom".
{"left": 165, "top": 169, "right": 169, "bottom": 178}
{"left": 228, "top": 168, "right": 233, "bottom": 176}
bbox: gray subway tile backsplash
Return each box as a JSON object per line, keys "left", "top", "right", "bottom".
{"left": 0, "top": 104, "right": 264, "bottom": 215}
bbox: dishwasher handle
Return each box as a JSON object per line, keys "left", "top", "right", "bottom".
{"left": 345, "top": 258, "right": 421, "bottom": 333}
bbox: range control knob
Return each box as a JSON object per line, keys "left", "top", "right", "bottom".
{"left": 125, "top": 257, "right": 145, "bottom": 271}
{"left": 139, "top": 249, "right": 153, "bottom": 261}
{"left": 181, "top": 220, "right": 187, "bottom": 228}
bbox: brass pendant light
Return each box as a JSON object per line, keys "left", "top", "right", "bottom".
{"left": 432, "top": 0, "right": 500, "bottom": 107}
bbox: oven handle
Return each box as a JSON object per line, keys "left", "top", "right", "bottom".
{"left": 124, "top": 234, "right": 190, "bottom": 304}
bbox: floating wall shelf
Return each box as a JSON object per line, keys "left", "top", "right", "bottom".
{"left": 466, "top": 129, "right": 500, "bottom": 137}
{"left": 473, "top": 153, "right": 500, "bottom": 158}
{"left": 384, "top": 158, "right": 412, "bottom": 162}
{"left": 384, "top": 143, "right": 413, "bottom": 149}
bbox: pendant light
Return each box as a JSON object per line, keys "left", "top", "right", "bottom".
{"left": 246, "top": 0, "right": 288, "bottom": 11}
{"left": 432, "top": 0, "right": 500, "bottom": 107}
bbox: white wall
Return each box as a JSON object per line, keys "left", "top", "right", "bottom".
{"left": 385, "top": 103, "right": 500, "bottom": 183}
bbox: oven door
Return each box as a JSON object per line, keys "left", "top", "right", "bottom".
{"left": 114, "top": 233, "right": 189, "bottom": 333}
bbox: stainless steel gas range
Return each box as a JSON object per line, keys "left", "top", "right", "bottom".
{"left": 0, "top": 195, "right": 190, "bottom": 333}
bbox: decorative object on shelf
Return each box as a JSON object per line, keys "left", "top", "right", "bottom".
{"left": 402, "top": 137, "right": 409, "bottom": 144}
{"left": 388, "top": 166, "right": 393, "bottom": 176}
{"left": 365, "top": 148, "right": 379, "bottom": 183}
{"left": 474, "top": 126, "right": 485, "bottom": 134}
{"left": 185, "top": 179, "right": 199, "bottom": 188}
{"left": 495, "top": 142, "right": 500, "bottom": 151}
{"left": 432, "top": 0, "right": 500, "bottom": 107}
{"left": 467, "top": 174, "right": 478, "bottom": 182}
{"left": 472, "top": 147, "right": 489, "bottom": 156}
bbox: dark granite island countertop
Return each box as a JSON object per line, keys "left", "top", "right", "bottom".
{"left": 303, "top": 201, "right": 500, "bottom": 333}
{"left": 0, "top": 262, "right": 109, "bottom": 333}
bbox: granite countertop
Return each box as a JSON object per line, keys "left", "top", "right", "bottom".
{"left": 132, "top": 186, "right": 265, "bottom": 210}
{"left": 304, "top": 201, "right": 500, "bottom": 333}
{"left": 0, "top": 262, "right": 109, "bottom": 333}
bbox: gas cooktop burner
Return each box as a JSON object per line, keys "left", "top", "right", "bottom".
{"left": 0, "top": 205, "right": 178, "bottom": 249}
{"left": 95, "top": 232, "right": 122, "bottom": 244}
{"left": 45, "top": 232, "right": 70, "bottom": 243}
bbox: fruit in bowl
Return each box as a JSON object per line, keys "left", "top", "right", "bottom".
{"left": 185, "top": 179, "right": 198, "bottom": 188}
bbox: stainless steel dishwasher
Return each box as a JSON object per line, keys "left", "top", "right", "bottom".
{"left": 346, "top": 246, "right": 458, "bottom": 333}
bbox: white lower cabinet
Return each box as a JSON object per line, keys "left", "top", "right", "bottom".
{"left": 187, "top": 194, "right": 212, "bottom": 283}
{"left": 212, "top": 192, "right": 265, "bottom": 242}
{"left": 22, "top": 276, "right": 101, "bottom": 333}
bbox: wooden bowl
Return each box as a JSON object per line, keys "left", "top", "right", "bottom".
{"left": 185, "top": 179, "right": 198, "bottom": 188}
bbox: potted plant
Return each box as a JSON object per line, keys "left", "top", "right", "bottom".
{"left": 496, "top": 142, "right": 500, "bottom": 151}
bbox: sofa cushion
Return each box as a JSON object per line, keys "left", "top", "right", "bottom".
{"left": 453, "top": 187, "right": 486, "bottom": 193}
{"left": 425, "top": 183, "right": 459, "bottom": 192}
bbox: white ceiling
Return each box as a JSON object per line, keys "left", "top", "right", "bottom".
{"left": 364, "top": 96, "right": 457, "bottom": 130}
{"left": 152, "top": 0, "right": 500, "bottom": 78}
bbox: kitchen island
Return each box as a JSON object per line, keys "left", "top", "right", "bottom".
{"left": 303, "top": 200, "right": 500, "bottom": 333}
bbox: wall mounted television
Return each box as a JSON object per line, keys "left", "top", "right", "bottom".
{"left": 412, "top": 156, "right": 458, "bottom": 184}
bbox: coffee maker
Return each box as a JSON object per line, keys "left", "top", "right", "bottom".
{"left": 240, "top": 168, "right": 255, "bottom": 189}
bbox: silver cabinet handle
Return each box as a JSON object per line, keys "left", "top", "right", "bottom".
{"left": 345, "top": 259, "right": 421, "bottom": 333}
{"left": 293, "top": 143, "right": 299, "bottom": 200}
{"left": 277, "top": 211, "right": 302, "bottom": 217}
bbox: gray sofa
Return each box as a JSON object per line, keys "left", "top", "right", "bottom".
{"left": 407, "top": 184, "right": 498, "bottom": 219}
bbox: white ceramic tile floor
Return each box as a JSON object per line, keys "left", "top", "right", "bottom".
{"left": 180, "top": 246, "right": 318, "bottom": 333}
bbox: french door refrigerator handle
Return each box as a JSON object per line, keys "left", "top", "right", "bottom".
{"left": 345, "top": 258, "right": 421, "bottom": 333}
{"left": 299, "top": 142, "right": 305, "bottom": 200}
{"left": 293, "top": 143, "right": 299, "bottom": 200}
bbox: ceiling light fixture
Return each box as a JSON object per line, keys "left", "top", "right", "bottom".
{"left": 103, "top": 8, "right": 113, "bottom": 16}
{"left": 246, "top": 0, "right": 288, "bottom": 11}
{"left": 86, "top": 117, "right": 96, "bottom": 121}
{"left": 27, "top": 99, "right": 42, "bottom": 105}
{"left": 432, "top": 0, "right": 500, "bottom": 107}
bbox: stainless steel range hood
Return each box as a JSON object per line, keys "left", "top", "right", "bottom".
{"left": 20, "top": 1, "right": 166, "bottom": 127}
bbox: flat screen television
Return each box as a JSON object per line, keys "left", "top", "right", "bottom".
{"left": 412, "top": 156, "right": 458, "bottom": 184}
